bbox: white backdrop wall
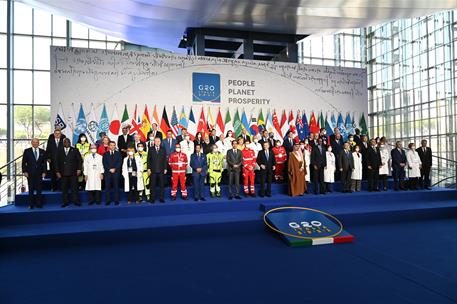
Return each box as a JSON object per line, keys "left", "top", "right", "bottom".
{"left": 50, "top": 46, "right": 367, "bottom": 142}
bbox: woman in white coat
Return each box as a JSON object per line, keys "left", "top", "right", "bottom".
{"left": 122, "top": 147, "right": 144, "bottom": 204}
{"left": 324, "top": 145, "right": 336, "bottom": 192}
{"left": 379, "top": 138, "right": 391, "bottom": 191}
{"left": 216, "top": 133, "right": 230, "bottom": 169}
{"left": 406, "top": 143, "right": 422, "bottom": 190}
{"left": 179, "top": 135, "right": 194, "bottom": 174}
{"left": 84, "top": 144, "right": 104, "bottom": 205}
{"left": 351, "top": 145, "right": 363, "bottom": 192}
{"left": 302, "top": 140, "right": 312, "bottom": 186}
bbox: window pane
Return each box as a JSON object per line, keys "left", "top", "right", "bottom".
{"left": 13, "top": 70, "right": 32, "bottom": 104}
{"left": 71, "top": 22, "right": 88, "bottom": 39}
{"left": 89, "top": 28, "right": 106, "bottom": 40}
{"left": 13, "top": 35, "right": 32, "bottom": 69}
{"left": 33, "top": 71, "right": 50, "bottom": 105}
{"left": 71, "top": 39, "right": 88, "bottom": 48}
{"left": 0, "top": 69, "right": 6, "bottom": 103}
{"left": 14, "top": 105, "right": 33, "bottom": 139}
{"left": 52, "top": 37, "right": 66, "bottom": 47}
{"left": 52, "top": 14, "right": 67, "bottom": 37}
{"left": 13, "top": 2, "right": 33, "bottom": 34}
{"left": 33, "top": 106, "right": 51, "bottom": 139}
{"left": 33, "top": 8, "right": 52, "bottom": 36}
{"left": 0, "top": 104, "right": 6, "bottom": 139}
{"left": 89, "top": 40, "right": 106, "bottom": 49}
{"left": 0, "top": 0, "right": 6, "bottom": 33}
{"left": 0, "top": 34, "right": 6, "bottom": 68}
{"left": 34, "top": 37, "right": 51, "bottom": 70}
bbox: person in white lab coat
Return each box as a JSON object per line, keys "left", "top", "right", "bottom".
{"left": 180, "top": 134, "right": 194, "bottom": 174}
{"left": 247, "top": 134, "right": 262, "bottom": 171}
{"left": 84, "top": 144, "right": 104, "bottom": 205}
{"left": 378, "top": 138, "right": 391, "bottom": 191}
{"left": 406, "top": 143, "right": 422, "bottom": 190}
{"left": 351, "top": 145, "right": 363, "bottom": 192}
{"left": 215, "top": 133, "right": 229, "bottom": 169}
{"left": 302, "top": 140, "right": 312, "bottom": 185}
{"left": 324, "top": 145, "right": 336, "bottom": 192}
{"left": 122, "top": 147, "right": 144, "bottom": 204}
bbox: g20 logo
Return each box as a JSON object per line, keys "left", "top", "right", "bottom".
{"left": 289, "top": 221, "right": 322, "bottom": 229}
{"left": 192, "top": 72, "right": 221, "bottom": 103}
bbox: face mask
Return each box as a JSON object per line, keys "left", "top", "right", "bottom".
{"left": 269, "top": 135, "right": 274, "bottom": 138}
{"left": 128, "top": 151, "right": 134, "bottom": 156}
{"left": 185, "top": 136, "right": 190, "bottom": 140}
{"left": 149, "top": 137, "right": 154, "bottom": 141}
{"left": 304, "top": 140, "right": 309, "bottom": 145}
{"left": 90, "top": 148, "right": 97, "bottom": 153}
{"left": 328, "top": 147, "right": 332, "bottom": 152}
{"left": 276, "top": 143, "right": 281, "bottom": 147}
{"left": 197, "top": 135, "right": 201, "bottom": 139}
{"left": 176, "top": 148, "right": 181, "bottom": 152}
{"left": 355, "top": 148, "right": 360, "bottom": 152}
{"left": 300, "top": 145, "right": 305, "bottom": 149}
{"left": 228, "top": 133, "right": 232, "bottom": 137}
{"left": 411, "top": 146, "right": 416, "bottom": 150}
{"left": 254, "top": 139, "right": 258, "bottom": 143}
{"left": 380, "top": 144, "right": 385, "bottom": 148}
{"left": 213, "top": 149, "right": 218, "bottom": 153}
{"left": 81, "top": 137, "right": 86, "bottom": 142}
{"left": 138, "top": 147, "right": 144, "bottom": 152}
{"left": 349, "top": 138, "right": 354, "bottom": 141}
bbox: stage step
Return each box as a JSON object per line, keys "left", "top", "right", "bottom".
{"left": 1, "top": 188, "right": 456, "bottom": 240}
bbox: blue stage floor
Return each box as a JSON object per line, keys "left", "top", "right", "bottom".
{"left": 1, "top": 186, "right": 456, "bottom": 303}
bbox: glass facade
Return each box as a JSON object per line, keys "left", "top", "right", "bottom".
{"left": 298, "top": 10, "right": 457, "bottom": 166}
{"left": 0, "top": 0, "right": 123, "bottom": 165}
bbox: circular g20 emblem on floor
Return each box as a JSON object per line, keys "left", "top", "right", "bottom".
{"left": 263, "top": 206, "right": 344, "bottom": 240}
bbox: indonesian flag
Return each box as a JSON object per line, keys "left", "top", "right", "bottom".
{"left": 272, "top": 109, "right": 282, "bottom": 138}
{"left": 216, "top": 108, "right": 225, "bottom": 135}
{"left": 280, "top": 110, "right": 289, "bottom": 138}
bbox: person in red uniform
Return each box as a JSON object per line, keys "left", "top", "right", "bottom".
{"left": 242, "top": 138, "right": 257, "bottom": 197}
{"left": 168, "top": 143, "right": 188, "bottom": 200}
{"left": 272, "top": 139, "right": 287, "bottom": 182}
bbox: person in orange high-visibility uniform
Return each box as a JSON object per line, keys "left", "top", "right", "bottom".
{"left": 168, "top": 143, "right": 188, "bottom": 200}
{"left": 242, "top": 139, "right": 257, "bottom": 197}
{"left": 272, "top": 139, "right": 287, "bottom": 182}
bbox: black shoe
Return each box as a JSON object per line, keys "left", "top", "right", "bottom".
{"left": 106, "top": 201, "right": 111, "bottom": 205}
{"left": 228, "top": 196, "right": 233, "bottom": 200}
{"left": 159, "top": 199, "right": 165, "bottom": 203}
{"left": 89, "top": 201, "right": 94, "bottom": 205}
{"left": 149, "top": 200, "right": 155, "bottom": 204}
{"left": 266, "top": 194, "right": 272, "bottom": 197}
{"left": 61, "top": 203, "right": 69, "bottom": 208}
{"left": 259, "top": 194, "right": 265, "bottom": 197}
{"left": 75, "top": 202, "right": 82, "bottom": 207}
{"left": 96, "top": 201, "right": 101, "bottom": 205}
{"left": 251, "top": 193, "right": 256, "bottom": 197}
{"left": 194, "top": 197, "right": 198, "bottom": 201}
{"left": 200, "top": 197, "right": 206, "bottom": 201}
{"left": 426, "top": 187, "right": 432, "bottom": 190}
{"left": 114, "top": 201, "right": 119, "bottom": 205}
{"left": 171, "top": 197, "right": 176, "bottom": 201}
{"left": 244, "top": 193, "right": 249, "bottom": 197}
{"left": 182, "top": 197, "right": 188, "bottom": 201}
{"left": 36, "top": 204, "right": 43, "bottom": 209}
{"left": 28, "top": 205, "right": 34, "bottom": 210}
{"left": 235, "top": 195, "right": 242, "bottom": 200}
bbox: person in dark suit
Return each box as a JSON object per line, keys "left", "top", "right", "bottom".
{"left": 391, "top": 141, "right": 407, "bottom": 191}
{"left": 359, "top": 135, "right": 369, "bottom": 180}
{"left": 366, "top": 138, "right": 382, "bottom": 191}
{"left": 175, "top": 128, "right": 188, "bottom": 144}
{"left": 226, "top": 140, "right": 242, "bottom": 199}
{"left": 117, "top": 125, "right": 133, "bottom": 157}
{"left": 131, "top": 133, "right": 146, "bottom": 152}
{"left": 416, "top": 139, "right": 432, "bottom": 190}
{"left": 22, "top": 138, "right": 47, "bottom": 209}
{"left": 102, "top": 141, "right": 122, "bottom": 205}
{"left": 283, "top": 132, "right": 295, "bottom": 155}
{"left": 162, "top": 130, "right": 177, "bottom": 157}
{"left": 147, "top": 124, "right": 163, "bottom": 140}
{"left": 257, "top": 141, "right": 276, "bottom": 197}
{"left": 338, "top": 142, "right": 355, "bottom": 193}
{"left": 259, "top": 130, "right": 274, "bottom": 150}
{"left": 45, "top": 128, "right": 66, "bottom": 191}
{"left": 147, "top": 137, "right": 167, "bottom": 203}
{"left": 240, "top": 129, "right": 251, "bottom": 143}
{"left": 311, "top": 138, "right": 327, "bottom": 195}
{"left": 209, "top": 129, "right": 219, "bottom": 145}
{"left": 55, "top": 138, "right": 82, "bottom": 207}
{"left": 190, "top": 144, "right": 208, "bottom": 201}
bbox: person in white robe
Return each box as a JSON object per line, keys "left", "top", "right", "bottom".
{"left": 180, "top": 135, "right": 194, "bottom": 174}
{"left": 351, "top": 145, "right": 363, "bottom": 192}
{"left": 406, "top": 143, "right": 422, "bottom": 190}
{"left": 302, "top": 140, "right": 312, "bottom": 184}
{"left": 247, "top": 134, "right": 262, "bottom": 170}
{"left": 324, "top": 145, "right": 336, "bottom": 192}
{"left": 122, "top": 147, "right": 144, "bottom": 204}
{"left": 84, "top": 144, "right": 104, "bottom": 205}
{"left": 379, "top": 138, "right": 391, "bottom": 190}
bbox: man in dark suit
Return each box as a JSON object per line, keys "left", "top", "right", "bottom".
{"left": 283, "top": 132, "right": 295, "bottom": 155}
{"left": 391, "top": 141, "right": 407, "bottom": 191}
{"left": 131, "top": 133, "right": 145, "bottom": 152}
{"left": 147, "top": 137, "right": 167, "bottom": 203}
{"left": 366, "top": 138, "right": 382, "bottom": 191}
{"left": 102, "top": 141, "right": 122, "bottom": 205}
{"left": 338, "top": 142, "right": 355, "bottom": 193}
{"left": 162, "top": 130, "right": 177, "bottom": 157}
{"left": 240, "top": 129, "right": 251, "bottom": 143}
{"left": 359, "top": 135, "right": 369, "bottom": 180}
{"left": 147, "top": 123, "right": 163, "bottom": 140}
{"left": 311, "top": 138, "right": 327, "bottom": 195}
{"left": 226, "top": 140, "right": 242, "bottom": 199}
{"left": 209, "top": 129, "right": 219, "bottom": 145}
{"left": 416, "top": 139, "right": 432, "bottom": 190}
{"left": 117, "top": 125, "right": 133, "bottom": 157}
{"left": 22, "top": 138, "right": 47, "bottom": 209}
{"left": 55, "top": 138, "right": 82, "bottom": 207}
{"left": 45, "top": 127, "right": 66, "bottom": 191}
{"left": 190, "top": 144, "right": 208, "bottom": 201}
{"left": 259, "top": 130, "right": 274, "bottom": 150}
{"left": 175, "top": 128, "right": 188, "bottom": 144}
{"left": 257, "top": 141, "right": 276, "bottom": 197}
{"left": 331, "top": 133, "right": 344, "bottom": 180}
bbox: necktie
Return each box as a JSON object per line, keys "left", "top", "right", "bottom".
{"left": 156, "top": 147, "right": 159, "bottom": 152}
{"left": 169, "top": 139, "right": 171, "bottom": 148}
{"left": 265, "top": 150, "right": 269, "bottom": 160}
{"left": 34, "top": 149, "right": 38, "bottom": 160}
{"left": 65, "top": 148, "right": 68, "bottom": 156}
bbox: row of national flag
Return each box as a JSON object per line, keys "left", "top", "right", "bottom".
{"left": 63, "top": 103, "right": 369, "bottom": 145}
